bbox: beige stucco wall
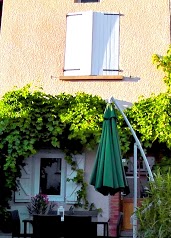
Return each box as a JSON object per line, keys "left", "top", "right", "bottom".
{"left": 0, "top": 0, "right": 169, "bottom": 104}
{"left": 0, "top": 1, "right": 170, "bottom": 235}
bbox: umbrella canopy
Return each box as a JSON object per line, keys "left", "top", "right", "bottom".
{"left": 90, "top": 103, "right": 130, "bottom": 196}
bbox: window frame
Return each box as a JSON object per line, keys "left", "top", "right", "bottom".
{"left": 34, "top": 151, "right": 66, "bottom": 202}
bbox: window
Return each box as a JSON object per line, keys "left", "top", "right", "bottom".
{"left": 64, "top": 11, "right": 119, "bottom": 76}
{"left": 127, "top": 156, "right": 155, "bottom": 174}
{"left": 14, "top": 150, "right": 85, "bottom": 204}
{"left": 34, "top": 152, "right": 66, "bottom": 202}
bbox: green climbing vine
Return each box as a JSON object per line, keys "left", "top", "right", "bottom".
{"left": 0, "top": 85, "right": 107, "bottom": 221}
{"left": 113, "top": 46, "right": 171, "bottom": 164}
{"left": 65, "top": 154, "right": 89, "bottom": 208}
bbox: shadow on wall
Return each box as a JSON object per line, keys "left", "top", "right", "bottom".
{"left": 105, "top": 98, "right": 133, "bottom": 110}
{"left": 0, "top": 1, "right": 3, "bottom": 29}
{"left": 123, "top": 77, "right": 140, "bottom": 83}
{"left": 114, "top": 99, "right": 133, "bottom": 110}
{"left": 105, "top": 77, "right": 140, "bottom": 110}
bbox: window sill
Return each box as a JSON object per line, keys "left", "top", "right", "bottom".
{"left": 59, "top": 75, "right": 124, "bottom": 81}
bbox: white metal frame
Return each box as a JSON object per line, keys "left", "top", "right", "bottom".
{"left": 110, "top": 97, "right": 154, "bottom": 238}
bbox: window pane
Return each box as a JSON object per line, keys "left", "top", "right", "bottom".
{"left": 40, "top": 158, "right": 62, "bottom": 195}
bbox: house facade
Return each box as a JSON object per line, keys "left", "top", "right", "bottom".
{"left": 0, "top": 0, "right": 170, "bottom": 236}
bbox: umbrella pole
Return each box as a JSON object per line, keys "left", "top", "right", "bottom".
{"left": 133, "top": 143, "right": 138, "bottom": 238}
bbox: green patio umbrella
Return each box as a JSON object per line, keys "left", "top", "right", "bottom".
{"left": 90, "top": 103, "right": 130, "bottom": 196}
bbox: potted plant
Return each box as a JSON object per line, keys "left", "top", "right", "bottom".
{"left": 26, "top": 194, "right": 57, "bottom": 215}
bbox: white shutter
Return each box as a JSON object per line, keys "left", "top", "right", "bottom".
{"left": 65, "top": 154, "right": 85, "bottom": 203}
{"left": 81, "top": 11, "right": 94, "bottom": 75}
{"left": 14, "top": 157, "right": 32, "bottom": 202}
{"left": 64, "top": 11, "right": 119, "bottom": 76}
{"left": 64, "top": 12, "right": 93, "bottom": 76}
{"left": 91, "top": 12, "right": 104, "bottom": 75}
{"left": 92, "top": 12, "right": 120, "bottom": 75}
{"left": 102, "top": 13, "right": 120, "bottom": 75}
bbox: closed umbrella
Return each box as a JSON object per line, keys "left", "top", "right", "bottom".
{"left": 90, "top": 103, "right": 130, "bottom": 196}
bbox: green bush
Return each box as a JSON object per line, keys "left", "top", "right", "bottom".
{"left": 136, "top": 169, "right": 171, "bottom": 238}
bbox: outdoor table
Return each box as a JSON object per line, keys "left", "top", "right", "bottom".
{"left": 22, "top": 215, "right": 109, "bottom": 237}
